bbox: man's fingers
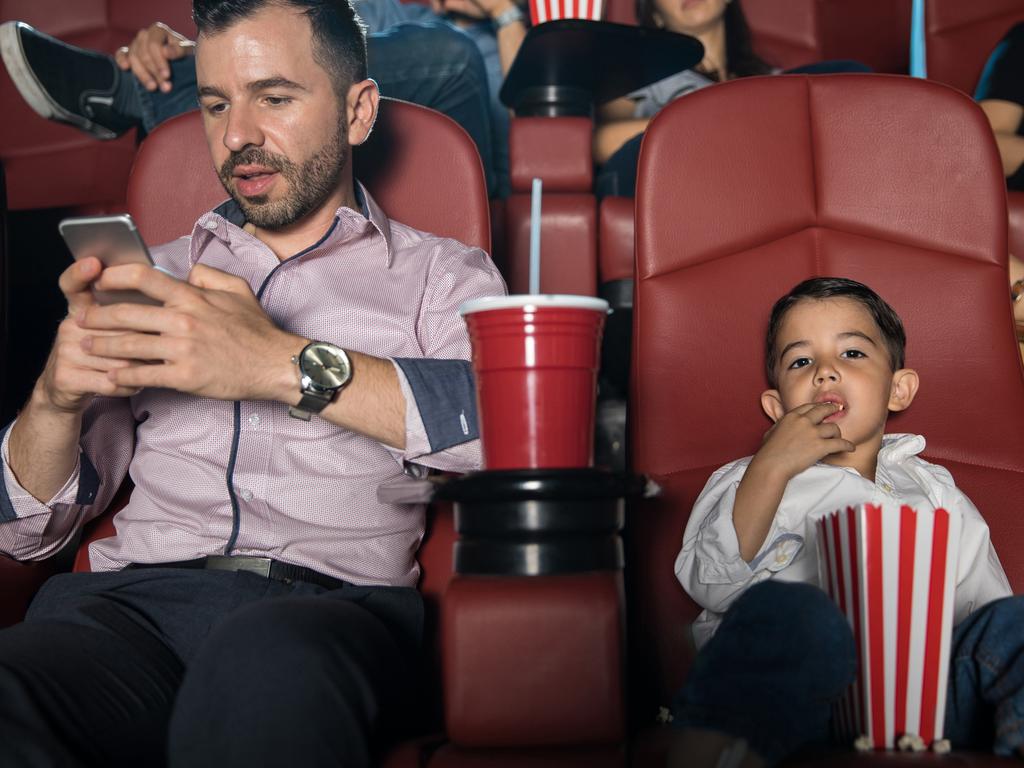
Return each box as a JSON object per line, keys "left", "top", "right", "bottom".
{"left": 187, "top": 263, "right": 253, "bottom": 295}
{"left": 108, "top": 363, "right": 177, "bottom": 391}
{"left": 85, "top": 332, "right": 181, "bottom": 362}
{"left": 60, "top": 259, "right": 103, "bottom": 312}
{"left": 79, "top": 302, "right": 177, "bottom": 334}
{"left": 94, "top": 263, "right": 191, "bottom": 305}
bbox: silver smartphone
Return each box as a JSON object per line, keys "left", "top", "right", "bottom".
{"left": 59, "top": 214, "right": 162, "bottom": 306}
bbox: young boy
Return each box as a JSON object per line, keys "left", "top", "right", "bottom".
{"left": 671, "top": 277, "right": 1020, "bottom": 765}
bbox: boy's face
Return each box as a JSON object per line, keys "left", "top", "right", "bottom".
{"left": 762, "top": 297, "right": 918, "bottom": 468}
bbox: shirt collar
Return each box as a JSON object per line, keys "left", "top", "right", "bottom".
{"left": 188, "top": 180, "right": 395, "bottom": 267}
{"left": 877, "top": 433, "right": 926, "bottom": 466}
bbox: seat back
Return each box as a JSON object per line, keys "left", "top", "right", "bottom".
{"left": 744, "top": 0, "right": 912, "bottom": 73}
{"left": 629, "top": 74, "right": 1024, "bottom": 708}
{"left": 925, "top": 0, "right": 1024, "bottom": 94}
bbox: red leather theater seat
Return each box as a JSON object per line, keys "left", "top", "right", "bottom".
{"left": 924, "top": 0, "right": 1024, "bottom": 95}
{"left": 0, "top": 0, "right": 196, "bottom": 211}
{"left": 629, "top": 74, "right": 1024, "bottom": 765}
{"left": 744, "top": 0, "right": 912, "bottom": 73}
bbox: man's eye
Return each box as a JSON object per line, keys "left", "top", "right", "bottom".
{"left": 787, "top": 357, "right": 811, "bottom": 369}
{"left": 264, "top": 96, "right": 292, "bottom": 106}
{"left": 204, "top": 102, "right": 228, "bottom": 116}
{"left": 842, "top": 349, "right": 866, "bottom": 359}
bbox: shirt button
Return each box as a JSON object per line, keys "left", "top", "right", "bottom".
{"left": 238, "top": 488, "right": 254, "bottom": 502}
{"left": 203, "top": 220, "right": 218, "bottom": 231}
{"left": 248, "top": 413, "right": 261, "bottom": 427}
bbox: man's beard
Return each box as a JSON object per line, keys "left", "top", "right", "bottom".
{"left": 218, "top": 124, "right": 349, "bottom": 230}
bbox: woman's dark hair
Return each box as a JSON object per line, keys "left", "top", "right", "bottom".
{"left": 634, "top": 0, "right": 772, "bottom": 79}
{"left": 192, "top": 0, "right": 367, "bottom": 96}
{"left": 764, "top": 277, "right": 907, "bottom": 388}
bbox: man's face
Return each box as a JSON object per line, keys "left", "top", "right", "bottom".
{"left": 195, "top": 5, "right": 348, "bottom": 230}
{"left": 766, "top": 298, "right": 901, "bottom": 458}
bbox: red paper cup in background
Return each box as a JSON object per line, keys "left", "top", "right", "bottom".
{"left": 460, "top": 295, "right": 609, "bottom": 470}
{"left": 814, "top": 503, "right": 962, "bottom": 752}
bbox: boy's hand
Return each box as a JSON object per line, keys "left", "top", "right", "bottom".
{"left": 753, "top": 402, "right": 856, "bottom": 481}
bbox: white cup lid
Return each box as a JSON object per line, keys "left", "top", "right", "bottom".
{"left": 460, "top": 294, "right": 610, "bottom": 316}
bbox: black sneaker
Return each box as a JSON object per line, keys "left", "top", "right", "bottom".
{"left": 0, "top": 21, "right": 137, "bottom": 140}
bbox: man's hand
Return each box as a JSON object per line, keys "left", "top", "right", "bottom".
{"left": 38, "top": 258, "right": 138, "bottom": 414}
{"left": 114, "top": 22, "right": 196, "bottom": 93}
{"left": 79, "top": 264, "right": 303, "bottom": 403}
{"left": 753, "top": 402, "right": 856, "bottom": 481}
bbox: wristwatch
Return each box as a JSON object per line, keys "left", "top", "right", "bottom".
{"left": 493, "top": 4, "right": 524, "bottom": 29}
{"left": 288, "top": 341, "right": 352, "bottom": 421}
{"left": 1012, "top": 278, "right": 1024, "bottom": 304}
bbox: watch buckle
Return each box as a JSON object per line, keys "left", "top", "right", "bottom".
{"left": 288, "top": 406, "right": 313, "bottom": 421}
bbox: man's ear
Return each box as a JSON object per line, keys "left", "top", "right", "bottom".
{"left": 346, "top": 78, "right": 379, "bottom": 147}
{"left": 888, "top": 368, "right": 920, "bottom": 413}
{"left": 761, "top": 389, "right": 785, "bottom": 422}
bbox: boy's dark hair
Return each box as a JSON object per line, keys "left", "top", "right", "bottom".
{"left": 634, "top": 0, "right": 772, "bottom": 78}
{"left": 193, "top": 0, "right": 367, "bottom": 97}
{"left": 764, "top": 277, "right": 906, "bottom": 388}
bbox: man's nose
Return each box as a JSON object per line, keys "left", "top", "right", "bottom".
{"left": 223, "top": 104, "right": 264, "bottom": 153}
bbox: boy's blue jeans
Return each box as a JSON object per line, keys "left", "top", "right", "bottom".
{"left": 672, "top": 581, "right": 1024, "bottom": 764}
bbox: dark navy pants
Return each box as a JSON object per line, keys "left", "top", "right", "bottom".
{"left": 0, "top": 568, "right": 422, "bottom": 768}
{"left": 673, "top": 581, "right": 1024, "bottom": 763}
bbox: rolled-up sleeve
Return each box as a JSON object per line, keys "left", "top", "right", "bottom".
{"left": 0, "top": 397, "right": 135, "bottom": 561}
{"left": 387, "top": 242, "right": 505, "bottom": 473}
{"left": 674, "top": 458, "right": 806, "bottom": 615}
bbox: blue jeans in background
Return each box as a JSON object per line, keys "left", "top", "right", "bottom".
{"left": 122, "top": 22, "right": 498, "bottom": 197}
{"left": 672, "top": 581, "right": 1024, "bottom": 763}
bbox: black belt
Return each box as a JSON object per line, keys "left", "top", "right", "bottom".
{"left": 129, "top": 556, "right": 347, "bottom": 591}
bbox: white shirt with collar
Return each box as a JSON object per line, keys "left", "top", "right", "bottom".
{"left": 675, "top": 433, "right": 1012, "bottom": 650}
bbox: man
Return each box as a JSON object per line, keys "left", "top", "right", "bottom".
{"left": 0, "top": 0, "right": 505, "bottom": 765}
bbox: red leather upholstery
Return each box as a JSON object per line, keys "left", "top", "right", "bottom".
{"left": 126, "top": 99, "right": 490, "bottom": 250}
{"left": 744, "top": 0, "right": 912, "bottom": 73}
{"left": 598, "top": 196, "right": 634, "bottom": 284}
{"left": 504, "top": 117, "right": 598, "bottom": 296}
{"left": 1009, "top": 190, "right": 1024, "bottom": 259}
{"left": 924, "top": 0, "right": 1024, "bottom": 95}
{"left": 629, "top": 72, "right": 1024, "bottom": 730}
{"left": 443, "top": 573, "right": 625, "bottom": 746}
{"left": 0, "top": 0, "right": 196, "bottom": 210}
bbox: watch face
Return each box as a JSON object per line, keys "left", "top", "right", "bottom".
{"left": 301, "top": 344, "right": 351, "bottom": 390}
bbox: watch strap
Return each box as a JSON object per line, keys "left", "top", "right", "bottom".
{"left": 493, "top": 4, "right": 524, "bottom": 29}
{"left": 288, "top": 390, "right": 334, "bottom": 421}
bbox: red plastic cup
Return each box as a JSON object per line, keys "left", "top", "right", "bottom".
{"left": 460, "top": 295, "right": 609, "bottom": 470}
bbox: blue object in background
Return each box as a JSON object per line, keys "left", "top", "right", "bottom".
{"left": 910, "top": 0, "right": 927, "bottom": 78}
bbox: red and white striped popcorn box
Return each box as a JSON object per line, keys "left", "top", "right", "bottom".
{"left": 813, "top": 503, "right": 962, "bottom": 751}
{"left": 528, "top": 0, "right": 604, "bottom": 25}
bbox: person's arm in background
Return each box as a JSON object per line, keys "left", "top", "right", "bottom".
{"left": 113, "top": 22, "right": 195, "bottom": 93}
{"left": 977, "top": 24, "right": 1024, "bottom": 181}
{"left": 592, "top": 96, "right": 649, "bottom": 164}
{"left": 432, "top": 0, "right": 526, "bottom": 75}
{"left": 980, "top": 100, "right": 1024, "bottom": 178}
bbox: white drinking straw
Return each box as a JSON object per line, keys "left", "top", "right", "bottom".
{"left": 529, "top": 177, "right": 542, "bottom": 295}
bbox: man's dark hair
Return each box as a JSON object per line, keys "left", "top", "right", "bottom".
{"left": 764, "top": 277, "right": 907, "bottom": 388}
{"left": 193, "top": 0, "right": 367, "bottom": 95}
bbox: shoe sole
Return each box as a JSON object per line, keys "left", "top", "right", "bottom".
{"left": 0, "top": 21, "right": 118, "bottom": 140}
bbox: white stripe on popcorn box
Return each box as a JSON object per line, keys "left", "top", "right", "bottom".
{"left": 528, "top": 0, "right": 604, "bottom": 25}
{"left": 813, "top": 503, "right": 961, "bottom": 751}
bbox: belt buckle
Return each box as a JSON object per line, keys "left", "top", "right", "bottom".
{"left": 205, "top": 555, "right": 272, "bottom": 578}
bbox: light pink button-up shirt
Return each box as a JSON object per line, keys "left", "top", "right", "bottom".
{"left": 1, "top": 186, "right": 506, "bottom": 587}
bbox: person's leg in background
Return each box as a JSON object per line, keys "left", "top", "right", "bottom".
{"left": 943, "top": 595, "right": 1024, "bottom": 758}
{"left": 366, "top": 22, "right": 497, "bottom": 197}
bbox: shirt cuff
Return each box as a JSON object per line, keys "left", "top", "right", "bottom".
{"left": 0, "top": 420, "right": 97, "bottom": 520}
{"left": 392, "top": 358, "right": 478, "bottom": 457}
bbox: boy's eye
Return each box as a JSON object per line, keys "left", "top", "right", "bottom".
{"left": 787, "top": 357, "right": 812, "bottom": 369}
{"left": 841, "top": 349, "right": 866, "bottom": 359}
